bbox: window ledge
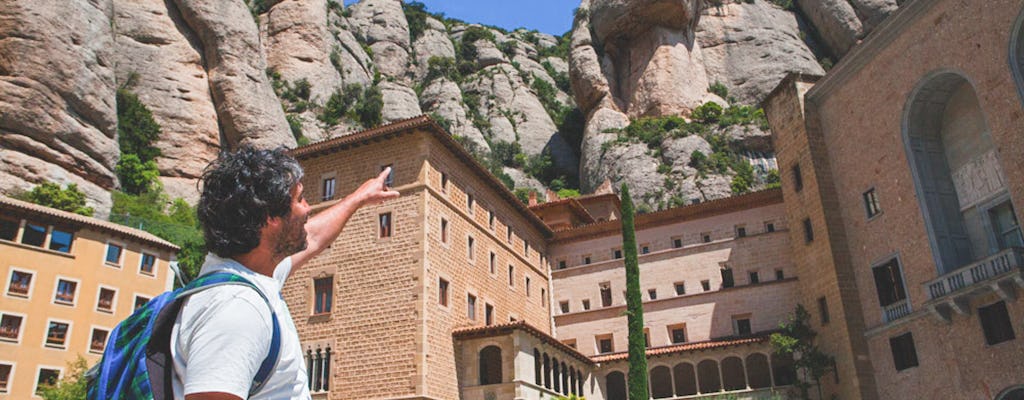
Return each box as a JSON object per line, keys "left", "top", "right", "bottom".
{"left": 308, "top": 313, "right": 332, "bottom": 324}
{"left": 0, "top": 239, "right": 75, "bottom": 258}
{"left": 0, "top": 337, "right": 19, "bottom": 344}
{"left": 104, "top": 261, "right": 122, "bottom": 268}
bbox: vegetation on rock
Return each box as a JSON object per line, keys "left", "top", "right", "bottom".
{"left": 14, "top": 182, "right": 94, "bottom": 216}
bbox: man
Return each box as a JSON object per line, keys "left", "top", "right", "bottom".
{"left": 172, "top": 146, "right": 399, "bottom": 399}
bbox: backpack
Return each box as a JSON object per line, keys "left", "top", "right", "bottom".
{"left": 87, "top": 272, "right": 281, "bottom": 400}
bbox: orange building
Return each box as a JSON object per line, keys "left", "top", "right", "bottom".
{"left": 0, "top": 196, "right": 177, "bottom": 398}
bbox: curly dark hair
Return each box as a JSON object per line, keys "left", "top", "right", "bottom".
{"left": 197, "top": 146, "right": 304, "bottom": 258}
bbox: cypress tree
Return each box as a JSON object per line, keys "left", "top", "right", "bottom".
{"left": 620, "top": 184, "right": 649, "bottom": 400}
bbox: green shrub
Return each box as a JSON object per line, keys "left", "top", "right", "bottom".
{"left": 116, "top": 88, "right": 162, "bottom": 163}
{"left": 719, "top": 105, "right": 768, "bottom": 129}
{"left": 319, "top": 84, "right": 362, "bottom": 126}
{"left": 556, "top": 188, "right": 581, "bottom": 199}
{"left": 620, "top": 115, "right": 686, "bottom": 148}
{"left": 709, "top": 81, "right": 728, "bottom": 99}
{"left": 402, "top": 1, "right": 429, "bottom": 42}
{"left": 498, "top": 41, "right": 517, "bottom": 59}
{"left": 691, "top": 102, "right": 723, "bottom": 124}
{"left": 429, "top": 112, "right": 452, "bottom": 132}
{"left": 116, "top": 154, "right": 161, "bottom": 195}
{"left": 541, "top": 61, "right": 571, "bottom": 93}
{"left": 514, "top": 188, "right": 532, "bottom": 204}
{"left": 537, "top": 32, "right": 570, "bottom": 59}
{"left": 768, "top": 0, "right": 795, "bottom": 11}
{"left": 766, "top": 169, "right": 781, "bottom": 189}
{"left": 425, "top": 56, "right": 459, "bottom": 83}
{"left": 14, "top": 182, "right": 94, "bottom": 216}
{"left": 354, "top": 84, "right": 383, "bottom": 128}
{"left": 110, "top": 189, "right": 205, "bottom": 282}
{"left": 689, "top": 150, "right": 708, "bottom": 170}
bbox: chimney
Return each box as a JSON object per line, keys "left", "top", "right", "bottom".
{"left": 546, "top": 189, "right": 559, "bottom": 202}
{"left": 528, "top": 190, "right": 537, "bottom": 206}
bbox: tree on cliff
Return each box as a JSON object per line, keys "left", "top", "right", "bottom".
{"left": 621, "top": 184, "right": 649, "bottom": 400}
{"left": 14, "top": 182, "right": 94, "bottom": 216}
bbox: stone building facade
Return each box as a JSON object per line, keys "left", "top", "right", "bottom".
{"left": 0, "top": 196, "right": 177, "bottom": 399}
{"left": 764, "top": 0, "right": 1024, "bottom": 399}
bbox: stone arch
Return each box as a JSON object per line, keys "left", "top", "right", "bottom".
{"left": 673, "top": 362, "right": 697, "bottom": 396}
{"left": 479, "top": 345, "right": 502, "bottom": 385}
{"left": 721, "top": 356, "right": 746, "bottom": 391}
{"left": 902, "top": 70, "right": 1017, "bottom": 274}
{"left": 697, "top": 359, "right": 721, "bottom": 393}
{"left": 1010, "top": 7, "right": 1024, "bottom": 105}
{"left": 606, "top": 370, "right": 627, "bottom": 400}
{"left": 771, "top": 352, "right": 796, "bottom": 386}
{"left": 650, "top": 365, "right": 674, "bottom": 398}
{"left": 996, "top": 385, "right": 1024, "bottom": 400}
{"left": 745, "top": 353, "right": 772, "bottom": 389}
{"left": 534, "top": 348, "right": 542, "bottom": 385}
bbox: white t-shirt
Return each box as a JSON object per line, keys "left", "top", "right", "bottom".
{"left": 171, "top": 254, "right": 311, "bottom": 399}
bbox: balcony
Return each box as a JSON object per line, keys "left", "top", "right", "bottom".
{"left": 882, "top": 298, "right": 912, "bottom": 323}
{"left": 924, "top": 247, "right": 1024, "bottom": 322}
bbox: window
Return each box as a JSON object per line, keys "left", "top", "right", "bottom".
{"left": 581, "top": 299, "right": 591, "bottom": 310}
{"left": 702, "top": 233, "right": 711, "bottom": 243}
{"left": 600, "top": 283, "right": 612, "bottom": 307}
{"left": 776, "top": 269, "right": 785, "bottom": 280}
{"left": 0, "top": 218, "right": 17, "bottom": 241}
{"left": 524, "top": 241, "right": 529, "bottom": 256}
{"left": 557, "top": 260, "right": 566, "bottom": 270}
{"left": 525, "top": 277, "right": 531, "bottom": 296}
{"left": 467, "top": 194, "right": 474, "bottom": 214}
{"left": 489, "top": 252, "right": 496, "bottom": 274}
{"left": 508, "top": 265, "right": 515, "bottom": 287}
{"left": 305, "top": 345, "right": 332, "bottom": 393}
{"left": 792, "top": 164, "right": 803, "bottom": 192}
{"left": 802, "top": 218, "right": 814, "bottom": 243}
{"left": 381, "top": 164, "right": 394, "bottom": 187}
{"left": 45, "top": 321, "right": 69, "bottom": 348}
{"left": 440, "top": 218, "right": 448, "bottom": 244}
{"left": 563, "top": 339, "right": 577, "bottom": 349}
{"left": 872, "top": 258, "right": 907, "bottom": 307}
{"left": 721, "top": 268, "right": 734, "bottom": 288}
{"left": 644, "top": 329, "right": 650, "bottom": 348}
{"left": 36, "top": 368, "right": 60, "bottom": 395}
{"left": 613, "top": 249, "right": 622, "bottom": 259}
{"left": 49, "top": 228, "right": 74, "bottom": 253}
{"left": 7, "top": 270, "right": 32, "bottom": 297}
{"left": 863, "top": 188, "right": 881, "bottom": 218}
{"left": 54, "top": 279, "right": 77, "bottom": 305}
{"left": 479, "top": 346, "right": 503, "bottom": 385}
{"left": 322, "top": 177, "right": 336, "bottom": 201}
{"left": 467, "top": 294, "right": 477, "bottom": 320}
{"left": 439, "top": 278, "right": 449, "bottom": 307}
{"left": 673, "top": 237, "right": 683, "bottom": 248}
{"left": 485, "top": 303, "right": 494, "bottom": 325}
{"left": 736, "top": 226, "right": 747, "bottom": 238}
{"left": 90, "top": 328, "right": 109, "bottom": 353}
{"left": 559, "top": 301, "right": 570, "bottom": 314}
{"left": 640, "top": 245, "right": 650, "bottom": 254}
{"left": 488, "top": 211, "right": 495, "bottom": 230}
{"left": 313, "top": 277, "right": 333, "bottom": 315}
{"left": 765, "top": 222, "right": 775, "bottom": 233}
{"left": 21, "top": 223, "right": 45, "bottom": 247}
{"left": 378, "top": 213, "right": 392, "bottom": 238}
{"left": 0, "top": 363, "right": 10, "bottom": 393}
{"left": 733, "top": 315, "right": 752, "bottom": 336}
{"left": 139, "top": 253, "right": 156, "bottom": 275}
{"left": 700, "top": 280, "right": 711, "bottom": 291}
{"left": 989, "top": 201, "right": 1024, "bottom": 250}
{"left": 97, "top": 288, "right": 116, "bottom": 312}
{"left": 818, "top": 297, "right": 830, "bottom": 325}
{"left": 467, "top": 236, "right": 475, "bottom": 260}
{"left": 0, "top": 314, "right": 23, "bottom": 341}
{"left": 979, "top": 301, "right": 1015, "bottom": 345}
{"left": 889, "top": 332, "right": 919, "bottom": 371}
{"left": 134, "top": 295, "right": 150, "bottom": 310}
{"left": 674, "top": 282, "right": 686, "bottom": 295}
{"left": 440, "top": 172, "right": 448, "bottom": 193}
{"left": 648, "top": 289, "right": 657, "bottom": 300}
{"left": 597, "top": 335, "right": 614, "bottom": 354}
{"left": 105, "top": 243, "right": 123, "bottom": 266}
{"left": 669, "top": 324, "right": 687, "bottom": 344}
{"left": 507, "top": 226, "right": 513, "bottom": 244}
{"left": 583, "top": 255, "right": 592, "bottom": 265}
{"left": 541, "top": 288, "right": 546, "bottom": 306}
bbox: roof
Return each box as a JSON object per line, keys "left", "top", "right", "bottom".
{"left": 590, "top": 333, "right": 772, "bottom": 363}
{"left": 529, "top": 198, "right": 596, "bottom": 225}
{"left": 551, "top": 188, "right": 784, "bottom": 243}
{"left": 0, "top": 196, "right": 179, "bottom": 251}
{"left": 452, "top": 320, "right": 595, "bottom": 365}
{"left": 288, "top": 115, "right": 553, "bottom": 238}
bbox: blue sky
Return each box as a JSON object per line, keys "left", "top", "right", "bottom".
{"left": 346, "top": 0, "right": 580, "bottom": 36}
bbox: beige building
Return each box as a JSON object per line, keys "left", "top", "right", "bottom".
{"left": 764, "top": 0, "right": 1024, "bottom": 399}
{"left": 0, "top": 196, "right": 177, "bottom": 398}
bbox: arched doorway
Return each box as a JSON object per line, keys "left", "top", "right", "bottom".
{"left": 721, "top": 356, "right": 746, "bottom": 391}
{"left": 650, "top": 365, "right": 673, "bottom": 398}
{"left": 745, "top": 353, "right": 772, "bottom": 389}
{"left": 697, "top": 359, "right": 721, "bottom": 393}
{"left": 479, "top": 345, "right": 502, "bottom": 385}
{"left": 673, "top": 362, "right": 697, "bottom": 396}
{"left": 606, "top": 371, "right": 627, "bottom": 400}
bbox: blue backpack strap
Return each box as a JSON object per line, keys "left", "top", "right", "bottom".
{"left": 166, "top": 273, "right": 282, "bottom": 397}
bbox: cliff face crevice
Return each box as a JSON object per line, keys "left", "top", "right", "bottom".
{"left": 0, "top": 0, "right": 898, "bottom": 214}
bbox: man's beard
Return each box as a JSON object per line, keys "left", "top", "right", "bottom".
{"left": 274, "top": 213, "right": 309, "bottom": 257}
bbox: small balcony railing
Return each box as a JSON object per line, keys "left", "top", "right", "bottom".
{"left": 925, "top": 247, "right": 1023, "bottom": 300}
{"left": 882, "top": 298, "right": 912, "bottom": 323}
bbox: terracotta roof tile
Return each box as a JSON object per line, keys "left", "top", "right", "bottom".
{"left": 453, "top": 320, "right": 594, "bottom": 364}
{"left": 590, "top": 333, "right": 772, "bottom": 363}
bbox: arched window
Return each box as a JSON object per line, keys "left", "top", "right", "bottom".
{"left": 543, "top": 353, "right": 551, "bottom": 389}
{"left": 552, "top": 356, "right": 561, "bottom": 393}
{"left": 697, "top": 359, "right": 721, "bottom": 393}
{"left": 577, "top": 371, "right": 584, "bottom": 395}
{"left": 650, "top": 365, "right": 674, "bottom": 398}
{"left": 771, "top": 352, "right": 796, "bottom": 386}
{"left": 996, "top": 385, "right": 1024, "bottom": 400}
{"left": 1010, "top": 9, "right": 1024, "bottom": 104}
{"left": 673, "top": 362, "right": 697, "bottom": 396}
{"left": 561, "top": 362, "right": 569, "bottom": 394}
{"left": 534, "top": 349, "right": 542, "bottom": 385}
{"left": 745, "top": 353, "right": 772, "bottom": 389}
{"left": 479, "top": 345, "right": 502, "bottom": 385}
{"left": 903, "top": 72, "right": 1017, "bottom": 274}
{"left": 569, "top": 366, "right": 577, "bottom": 395}
{"left": 605, "top": 371, "right": 627, "bottom": 400}
{"left": 722, "top": 356, "right": 746, "bottom": 391}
